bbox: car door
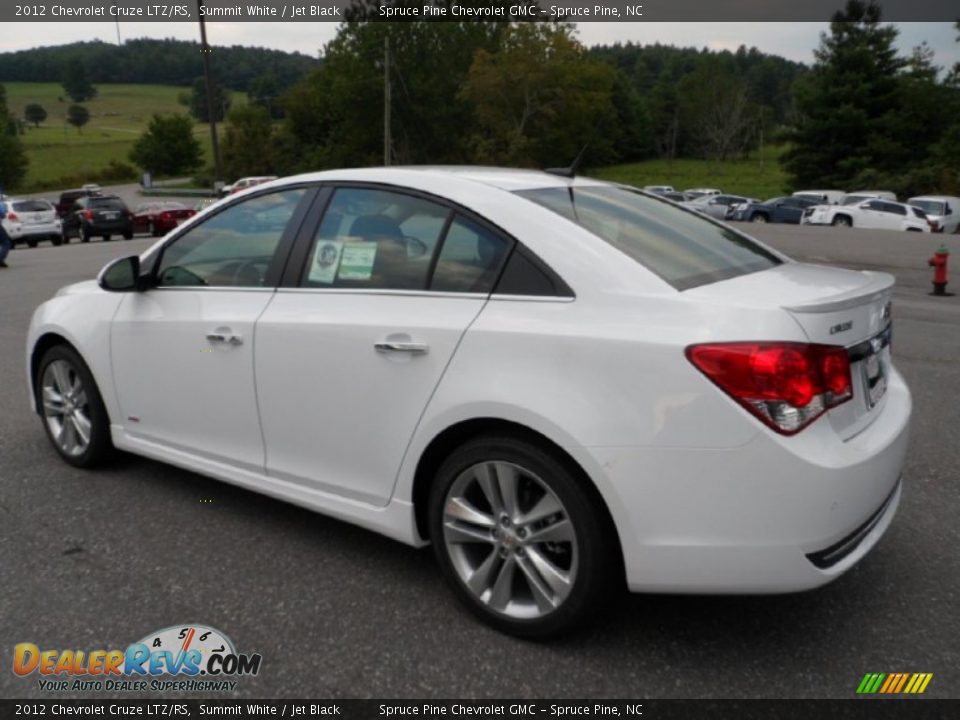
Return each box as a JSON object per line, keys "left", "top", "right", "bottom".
{"left": 856, "top": 200, "right": 886, "bottom": 229}
{"left": 254, "top": 185, "right": 512, "bottom": 505}
{"left": 109, "top": 186, "right": 312, "bottom": 470}
{"left": 774, "top": 198, "right": 802, "bottom": 223}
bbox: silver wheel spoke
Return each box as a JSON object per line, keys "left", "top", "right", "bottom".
{"left": 525, "top": 518, "right": 574, "bottom": 544}
{"left": 445, "top": 497, "right": 495, "bottom": 528}
{"left": 42, "top": 387, "right": 65, "bottom": 416}
{"left": 50, "top": 361, "right": 72, "bottom": 396}
{"left": 494, "top": 462, "right": 521, "bottom": 520}
{"left": 71, "top": 413, "right": 92, "bottom": 446}
{"left": 466, "top": 549, "right": 501, "bottom": 596}
{"left": 487, "top": 555, "right": 516, "bottom": 612}
{"left": 59, "top": 414, "right": 77, "bottom": 452}
{"left": 444, "top": 521, "right": 496, "bottom": 545}
{"left": 516, "top": 555, "right": 558, "bottom": 613}
{"left": 519, "top": 492, "right": 562, "bottom": 526}
{"left": 72, "top": 388, "right": 88, "bottom": 408}
{"left": 474, "top": 463, "right": 504, "bottom": 516}
{"left": 525, "top": 546, "right": 572, "bottom": 599}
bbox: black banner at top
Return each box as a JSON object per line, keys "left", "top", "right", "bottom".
{"left": 2, "top": 0, "right": 959, "bottom": 23}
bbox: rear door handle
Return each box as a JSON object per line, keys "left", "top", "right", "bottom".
{"left": 206, "top": 330, "right": 243, "bottom": 346}
{"left": 374, "top": 341, "right": 428, "bottom": 355}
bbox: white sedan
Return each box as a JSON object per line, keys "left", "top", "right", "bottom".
{"left": 802, "top": 198, "right": 932, "bottom": 231}
{"left": 26, "top": 168, "right": 911, "bottom": 637}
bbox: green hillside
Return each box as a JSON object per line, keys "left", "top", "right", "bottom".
{"left": 5, "top": 82, "right": 243, "bottom": 191}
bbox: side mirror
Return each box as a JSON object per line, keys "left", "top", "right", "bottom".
{"left": 98, "top": 255, "right": 143, "bottom": 292}
{"left": 946, "top": 205, "right": 953, "bottom": 215}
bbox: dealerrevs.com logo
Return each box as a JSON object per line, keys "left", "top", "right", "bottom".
{"left": 13, "top": 624, "right": 262, "bottom": 692}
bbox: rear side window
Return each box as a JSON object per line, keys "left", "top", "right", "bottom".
{"left": 882, "top": 202, "right": 906, "bottom": 216}
{"left": 431, "top": 216, "right": 511, "bottom": 293}
{"left": 516, "top": 186, "right": 780, "bottom": 291}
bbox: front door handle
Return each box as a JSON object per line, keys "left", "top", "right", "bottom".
{"left": 206, "top": 330, "right": 243, "bottom": 346}
{"left": 374, "top": 341, "right": 428, "bottom": 355}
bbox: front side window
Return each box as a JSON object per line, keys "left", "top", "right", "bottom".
{"left": 517, "top": 185, "right": 780, "bottom": 291}
{"left": 303, "top": 188, "right": 450, "bottom": 290}
{"left": 156, "top": 188, "right": 306, "bottom": 288}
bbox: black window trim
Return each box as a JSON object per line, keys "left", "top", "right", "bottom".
{"left": 280, "top": 180, "right": 574, "bottom": 299}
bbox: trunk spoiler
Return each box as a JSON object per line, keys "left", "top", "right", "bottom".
{"left": 783, "top": 271, "right": 895, "bottom": 314}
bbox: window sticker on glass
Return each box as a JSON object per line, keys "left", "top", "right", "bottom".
{"left": 309, "top": 240, "right": 343, "bottom": 284}
{"left": 338, "top": 242, "right": 378, "bottom": 281}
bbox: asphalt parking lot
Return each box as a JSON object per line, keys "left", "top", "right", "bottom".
{"left": 0, "top": 223, "right": 958, "bottom": 699}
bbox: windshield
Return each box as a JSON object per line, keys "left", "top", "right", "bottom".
{"left": 12, "top": 200, "right": 52, "bottom": 212}
{"left": 516, "top": 185, "right": 781, "bottom": 291}
{"left": 909, "top": 200, "right": 944, "bottom": 215}
{"left": 89, "top": 198, "right": 126, "bottom": 211}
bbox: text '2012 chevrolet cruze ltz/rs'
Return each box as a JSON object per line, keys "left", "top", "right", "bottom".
{"left": 27, "top": 168, "right": 910, "bottom": 637}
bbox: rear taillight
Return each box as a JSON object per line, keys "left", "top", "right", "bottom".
{"left": 83, "top": 210, "right": 94, "bottom": 220}
{"left": 160, "top": 212, "right": 171, "bottom": 221}
{"left": 686, "top": 342, "right": 853, "bottom": 435}
{"left": 6, "top": 212, "right": 17, "bottom": 221}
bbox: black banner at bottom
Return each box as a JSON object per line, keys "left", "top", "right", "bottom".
{"left": 0, "top": 700, "right": 957, "bottom": 720}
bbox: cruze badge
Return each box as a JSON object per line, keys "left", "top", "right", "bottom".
{"left": 830, "top": 320, "right": 853, "bottom": 335}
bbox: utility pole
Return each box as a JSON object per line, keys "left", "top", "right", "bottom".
{"left": 197, "top": 0, "right": 223, "bottom": 186}
{"left": 115, "top": 21, "right": 122, "bottom": 45}
{"left": 384, "top": 35, "right": 391, "bottom": 166}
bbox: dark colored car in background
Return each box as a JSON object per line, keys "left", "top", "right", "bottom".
{"left": 132, "top": 201, "right": 197, "bottom": 237}
{"left": 61, "top": 195, "right": 134, "bottom": 243}
{"left": 730, "top": 195, "right": 820, "bottom": 224}
{"left": 55, "top": 188, "right": 100, "bottom": 218}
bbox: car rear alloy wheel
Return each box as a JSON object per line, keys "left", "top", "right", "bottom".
{"left": 430, "top": 436, "right": 612, "bottom": 637}
{"left": 38, "top": 345, "right": 112, "bottom": 467}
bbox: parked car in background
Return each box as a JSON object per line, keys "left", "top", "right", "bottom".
{"left": 0, "top": 198, "right": 62, "bottom": 247}
{"left": 683, "top": 194, "right": 755, "bottom": 219}
{"left": 27, "top": 166, "right": 911, "bottom": 637}
{"left": 61, "top": 195, "right": 134, "bottom": 243}
{"left": 792, "top": 190, "right": 844, "bottom": 205}
{"left": 661, "top": 191, "right": 687, "bottom": 203}
{"left": 682, "top": 188, "right": 722, "bottom": 201}
{"left": 132, "top": 201, "right": 197, "bottom": 237}
{"left": 803, "top": 198, "right": 931, "bottom": 231}
{"left": 81, "top": 183, "right": 102, "bottom": 195}
{"left": 56, "top": 188, "right": 101, "bottom": 218}
{"left": 643, "top": 185, "right": 675, "bottom": 195}
{"left": 731, "top": 196, "right": 821, "bottom": 224}
{"left": 839, "top": 191, "right": 897, "bottom": 205}
{"left": 221, "top": 176, "right": 279, "bottom": 197}
{"left": 907, "top": 196, "right": 960, "bottom": 234}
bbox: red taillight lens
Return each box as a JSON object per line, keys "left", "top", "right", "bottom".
{"left": 6, "top": 211, "right": 18, "bottom": 221}
{"left": 83, "top": 210, "right": 94, "bottom": 220}
{"left": 160, "top": 212, "right": 171, "bottom": 221}
{"left": 686, "top": 342, "right": 853, "bottom": 435}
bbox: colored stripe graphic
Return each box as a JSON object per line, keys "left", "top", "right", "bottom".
{"left": 857, "top": 672, "right": 933, "bottom": 694}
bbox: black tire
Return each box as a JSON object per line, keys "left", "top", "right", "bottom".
{"left": 750, "top": 213, "right": 768, "bottom": 223}
{"left": 832, "top": 215, "right": 852, "bottom": 228}
{"left": 27, "top": 238, "right": 38, "bottom": 248}
{"left": 103, "top": 235, "right": 112, "bottom": 242}
{"left": 51, "top": 235, "right": 63, "bottom": 247}
{"left": 428, "top": 434, "right": 615, "bottom": 638}
{"left": 122, "top": 230, "right": 133, "bottom": 240}
{"left": 35, "top": 344, "right": 114, "bottom": 468}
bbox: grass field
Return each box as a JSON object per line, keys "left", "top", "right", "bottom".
{"left": 4, "top": 82, "right": 239, "bottom": 191}
{"left": 591, "top": 145, "right": 791, "bottom": 200}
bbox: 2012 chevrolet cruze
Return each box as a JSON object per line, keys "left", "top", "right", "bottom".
{"left": 27, "top": 168, "right": 911, "bottom": 637}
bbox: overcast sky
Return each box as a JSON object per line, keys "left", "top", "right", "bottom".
{"left": 1, "top": 22, "right": 957, "bottom": 69}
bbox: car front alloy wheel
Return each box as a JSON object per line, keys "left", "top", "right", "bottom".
{"left": 429, "top": 436, "right": 613, "bottom": 637}
{"left": 38, "top": 345, "right": 112, "bottom": 467}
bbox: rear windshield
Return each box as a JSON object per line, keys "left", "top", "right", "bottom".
{"left": 516, "top": 185, "right": 781, "bottom": 291}
{"left": 12, "top": 200, "right": 52, "bottom": 212}
{"left": 88, "top": 198, "right": 126, "bottom": 211}
{"left": 909, "top": 200, "right": 944, "bottom": 215}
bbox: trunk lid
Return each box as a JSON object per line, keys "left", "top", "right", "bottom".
{"left": 686, "top": 262, "right": 894, "bottom": 439}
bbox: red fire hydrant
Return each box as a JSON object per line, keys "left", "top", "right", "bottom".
{"left": 928, "top": 244, "right": 949, "bottom": 296}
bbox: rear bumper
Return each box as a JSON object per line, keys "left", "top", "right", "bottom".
{"left": 590, "top": 366, "right": 911, "bottom": 593}
{"left": 7, "top": 221, "right": 61, "bottom": 239}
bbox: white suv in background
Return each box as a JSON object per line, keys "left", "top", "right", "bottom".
{"left": 907, "top": 196, "right": 960, "bottom": 234}
{"left": 1, "top": 198, "right": 63, "bottom": 248}
{"left": 803, "top": 198, "right": 932, "bottom": 232}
